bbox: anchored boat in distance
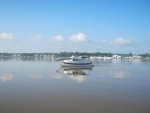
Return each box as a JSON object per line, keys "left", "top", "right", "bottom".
{"left": 60, "top": 56, "right": 94, "bottom": 67}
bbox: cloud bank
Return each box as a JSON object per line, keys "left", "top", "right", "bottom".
{"left": 113, "top": 37, "right": 132, "bottom": 45}
{"left": 0, "top": 32, "right": 148, "bottom": 54}
{"left": 69, "top": 33, "right": 89, "bottom": 43}
{"left": 0, "top": 33, "right": 15, "bottom": 40}
{"left": 100, "top": 37, "right": 133, "bottom": 45}
{"left": 52, "top": 35, "right": 64, "bottom": 42}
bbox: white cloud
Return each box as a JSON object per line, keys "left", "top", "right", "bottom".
{"left": 113, "top": 37, "right": 132, "bottom": 45}
{"left": 97, "top": 37, "right": 135, "bottom": 53}
{"left": 0, "top": 32, "right": 15, "bottom": 40}
{"left": 69, "top": 33, "right": 89, "bottom": 43}
{"left": 52, "top": 35, "right": 64, "bottom": 42}
{"left": 31, "top": 35, "right": 42, "bottom": 41}
{"left": 99, "top": 37, "right": 132, "bottom": 45}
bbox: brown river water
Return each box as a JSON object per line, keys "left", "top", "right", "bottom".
{"left": 0, "top": 59, "right": 150, "bottom": 113}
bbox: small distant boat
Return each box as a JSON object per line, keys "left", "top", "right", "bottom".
{"left": 60, "top": 56, "right": 94, "bottom": 67}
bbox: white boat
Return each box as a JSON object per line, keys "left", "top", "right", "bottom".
{"left": 60, "top": 56, "right": 94, "bottom": 67}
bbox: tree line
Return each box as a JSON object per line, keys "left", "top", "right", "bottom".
{"left": 0, "top": 52, "right": 150, "bottom": 58}
{"left": 55, "top": 52, "right": 113, "bottom": 57}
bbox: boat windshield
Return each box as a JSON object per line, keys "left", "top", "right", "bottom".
{"left": 72, "top": 59, "right": 82, "bottom": 61}
{"left": 73, "top": 59, "right": 78, "bottom": 61}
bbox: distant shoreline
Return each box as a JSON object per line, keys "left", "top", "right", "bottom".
{"left": 0, "top": 52, "right": 150, "bottom": 60}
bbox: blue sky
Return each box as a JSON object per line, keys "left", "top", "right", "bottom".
{"left": 0, "top": 0, "right": 150, "bottom": 53}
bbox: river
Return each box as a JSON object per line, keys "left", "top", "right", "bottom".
{"left": 0, "top": 59, "right": 150, "bottom": 113}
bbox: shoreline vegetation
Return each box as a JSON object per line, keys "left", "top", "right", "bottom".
{"left": 0, "top": 52, "right": 150, "bottom": 60}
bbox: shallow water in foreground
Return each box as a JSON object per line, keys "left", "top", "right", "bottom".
{"left": 0, "top": 59, "right": 150, "bottom": 113}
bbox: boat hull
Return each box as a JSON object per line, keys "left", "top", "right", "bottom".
{"left": 60, "top": 62, "right": 94, "bottom": 67}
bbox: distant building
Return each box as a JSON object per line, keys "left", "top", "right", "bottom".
{"left": 113, "top": 55, "right": 121, "bottom": 59}
{"left": 132, "top": 55, "right": 141, "bottom": 59}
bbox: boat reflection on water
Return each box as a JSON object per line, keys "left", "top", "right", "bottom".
{"left": 58, "top": 66, "right": 93, "bottom": 83}
{"left": 59, "top": 67, "right": 93, "bottom": 75}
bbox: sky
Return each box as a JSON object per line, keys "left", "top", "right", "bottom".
{"left": 0, "top": 0, "right": 150, "bottom": 54}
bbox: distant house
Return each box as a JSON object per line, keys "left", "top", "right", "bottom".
{"left": 113, "top": 55, "right": 121, "bottom": 59}
{"left": 132, "top": 55, "right": 141, "bottom": 59}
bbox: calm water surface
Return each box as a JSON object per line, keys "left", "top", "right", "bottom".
{"left": 0, "top": 59, "right": 150, "bottom": 113}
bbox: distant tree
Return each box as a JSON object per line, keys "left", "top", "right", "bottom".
{"left": 10, "top": 52, "right": 114, "bottom": 58}
{"left": 129, "top": 53, "right": 132, "bottom": 56}
{"left": 141, "top": 53, "right": 150, "bottom": 58}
